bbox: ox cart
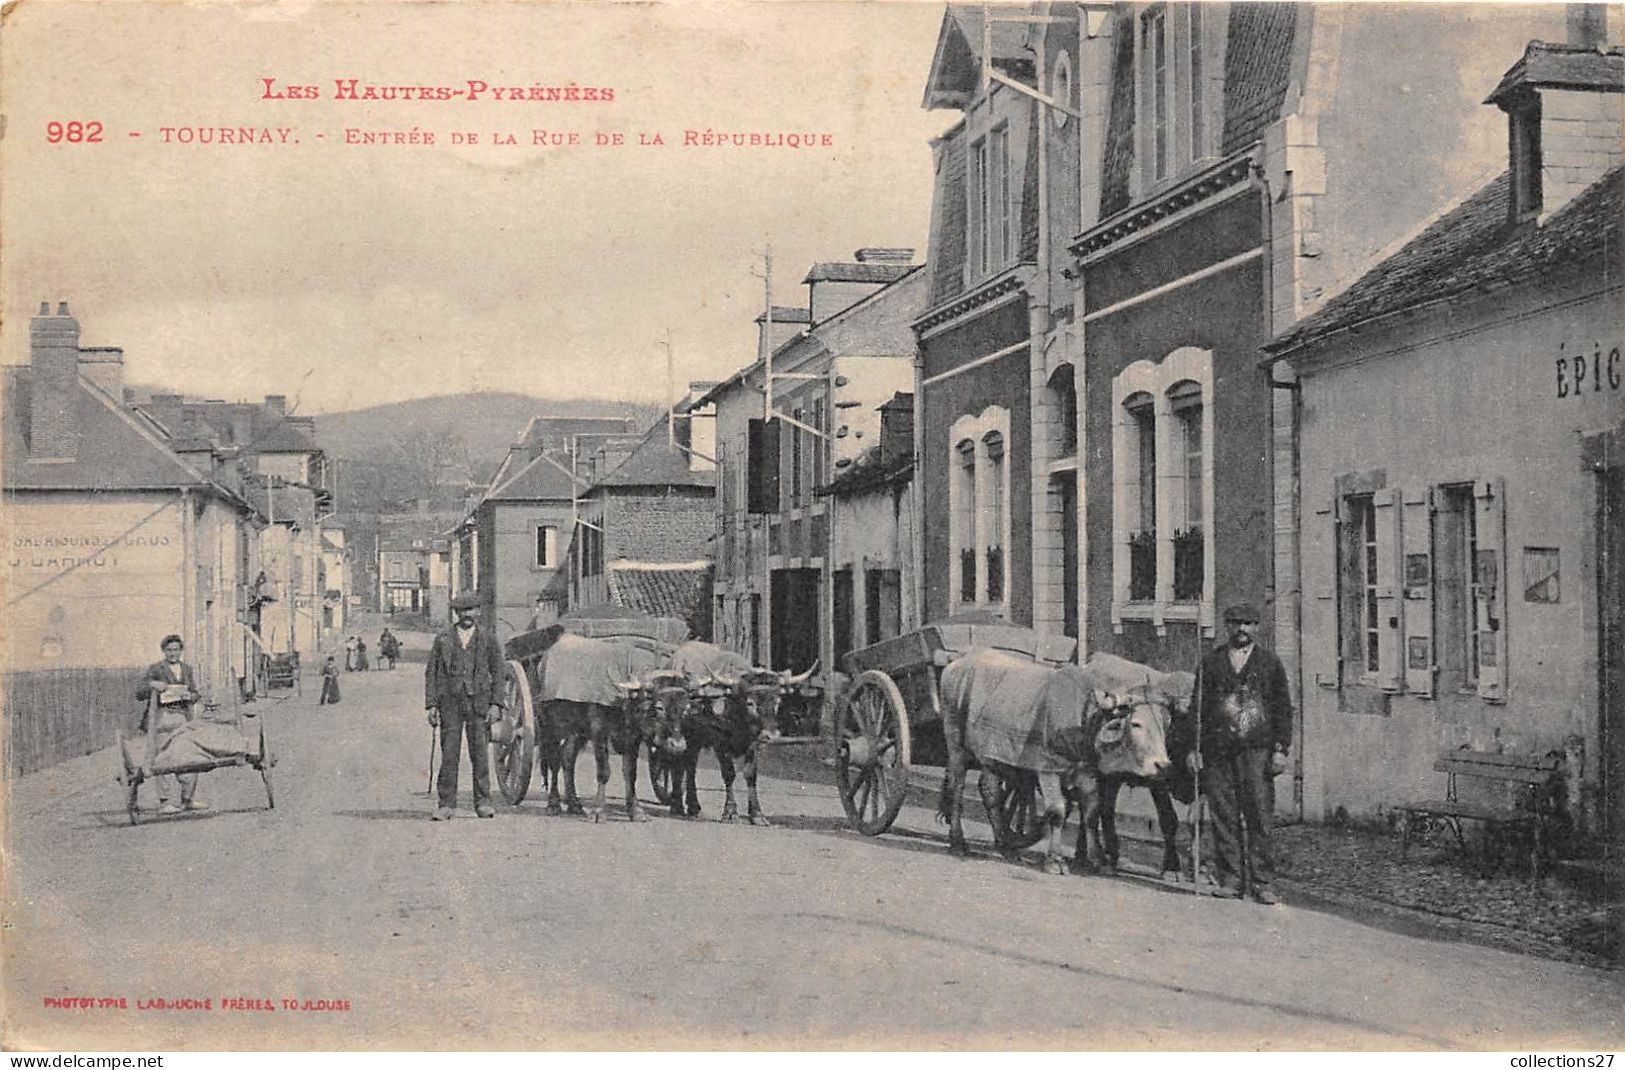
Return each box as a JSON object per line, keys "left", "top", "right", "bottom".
{"left": 487, "top": 614, "right": 691, "bottom": 806}
{"left": 116, "top": 692, "right": 276, "bottom": 825}
{"left": 836, "top": 619, "right": 1076, "bottom": 843}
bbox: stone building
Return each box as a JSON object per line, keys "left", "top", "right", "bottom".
{"left": 1263, "top": 35, "right": 1622, "bottom": 831}
{"left": 3, "top": 303, "right": 261, "bottom": 771}
{"left": 706, "top": 250, "right": 923, "bottom": 676}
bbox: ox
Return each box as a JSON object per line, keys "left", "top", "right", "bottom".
{"left": 535, "top": 633, "right": 687, "bottom": 823}
{"left": 938, "top": 648, "right": 1187, "bottom": 875}
{"left": 663, "top": 641, "right": 811, "bottom": 824}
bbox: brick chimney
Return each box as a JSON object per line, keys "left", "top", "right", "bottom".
{"left": 264, "top": 394, "right": 287, "bottom": 419}
{"left": 756, "top": 305, "right": 810, "bottom": 358}
{"left": 878, "top": 392, "right": 915, "bottom": 471}
{"left": 28, "top": 301, "right": 82, "bottom": 460}
{"left": 147, "top": 393, "right": 184, "bottom": 434}
{"left": 77, "top": 346, "right": 123, "bottom": 398}
{"left": 1488, "top": 11, "right": 1623, "bottom": 223}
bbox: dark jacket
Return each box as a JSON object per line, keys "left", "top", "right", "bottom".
{"left": 135, "top": 660, "right": 199, "bottom": 730}
{"left": 425, "top": 624, "right": 507, "bottom": 711}
{"left": 1194, "top": 642, "right": 1293, "bottom": 758}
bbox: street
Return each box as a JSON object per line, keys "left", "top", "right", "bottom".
{"left": 5, "top": 632, "right": 1622, "bottom": 1052}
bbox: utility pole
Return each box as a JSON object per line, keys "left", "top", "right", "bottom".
{"left": 663, "top": 329, "right": 676, "bottom": 447}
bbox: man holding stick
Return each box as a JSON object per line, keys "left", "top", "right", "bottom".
{"left": 424, "top": 593, "right": 506, "bottom": 820}
{"left": 1191, "top": 602, "right": 1293, "bottom": 904}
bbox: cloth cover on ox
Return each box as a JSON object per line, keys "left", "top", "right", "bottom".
{"left": 539, "top": 633, "right": 668, "bottom": 707}
{"left": 122, "top": 718, "right": 255, "bottom": 772}
{"left": 941, "top": 650, "right": 1093, "bottom": 774}
{"left": 667, "top": 641, "right": 755, "bottom": 682}
{"left": 941, "top": 649, "right": 1197, "bottom": 781}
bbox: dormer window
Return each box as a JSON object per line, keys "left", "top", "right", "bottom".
{"left": 1510, "top": 100, "right": 1542, "bottom": 221}
{"left": 969, "top": 123, "right": 1013, "bottom": 280}
{"left": 1141, "top": 7, "right": 1170, "bottom": 183}
{"left": 1134, "top": 2, "right": 1217, "bottom": 193}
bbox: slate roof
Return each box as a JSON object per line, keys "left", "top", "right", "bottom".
{"left": 802, "top": 263, "right": 916, "bottom": 285}
{"left": 251, "top": 419, "right": 322, "bottom": 454}
{"left": 605, "top": 560, "right": 713, "bottom": 639}
{"left": 819, "top": 444, "right": 913, "bottom": 498}
{"left": 1220, "top": 3, "right": 1299, "bottom": 155}
{"left": 590, "top": 432, "right": 715, "bottom": 490}
{"left": 2, "top": 370, "right": 241, "bottom": 500}
{"left": 1487, "top": 41, "right": 1625, "bottom": 106}
{"left": 923, "top": 5, "right": 1037, "bottom": 110}
{"left": 1268, "top": 167, "right": 1625, "bottom": 355}
{"left": 930, "top": 125, "right": 971, "bottom": 306}
{"left": 756, "top": 305, "right": 812, "bottom": 324}
{"left": 1099, "top": 3, "right": 1297, "bottom": 219}
{"left": 483, "top": 447, "right": 580, "bottom": 502}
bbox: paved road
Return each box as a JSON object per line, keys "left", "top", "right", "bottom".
{"left": 5, "top": 647, "right": 1622, "bottom": 1051}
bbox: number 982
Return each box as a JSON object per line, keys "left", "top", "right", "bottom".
{"left": 46, "top": 121, "right": 104, "bottom": 144}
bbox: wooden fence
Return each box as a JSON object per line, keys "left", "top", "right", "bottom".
{"left": 5, "top": 667, "right": 139, "bottom": 777}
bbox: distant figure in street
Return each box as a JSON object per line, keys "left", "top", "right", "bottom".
{"left": 1191, "top": 602, "right": 1294, "bottom": 905}
{"left": 355, "top": 638, "right": 370, "bottom": 672}
{"left": 319, "top": 655, "right": 342, "bottom": 705}
{"left": 134, "top": 634, "right": 206, "bottom": 815}
{"left": 344, "top": 635, "right": 359, "bottom": 672}
{"left": 378, "top": 628, "right": 399, "bottom": 670}
{"left": 424, "top": 592, "right": 505, "bottom": 820}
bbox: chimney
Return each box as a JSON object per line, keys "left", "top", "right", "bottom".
{"left": 77, "top": 346, "right": 124, "bottom": 398}
{"left": 879, "top": 392, "right": 915, "bottom": 471}
{"left": 1487, "top": 23, "right": 1623, "bottom": 223}
{"left": 854, "top": 247, "right": 916, "bottom": 264}
{"left": 264, "top": 394, "right": 287, "bottom": 419}
{"left": 230, "top": 407, "right": 253, "bottom": 447}
{"left": 28, "top": 300, "right": 82, "bottom": 459}
{"left": 1569, "top": 4, "right": 1608, "bottom": 49}
{"left": 756, "top": 305, "right": 810, "bottom": 358}
{"left": 147, "top": 394, "right": 184, "bottom": 434}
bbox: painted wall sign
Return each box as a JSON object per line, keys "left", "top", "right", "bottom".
{"left": 1554, "top": 340, "right": 1622, "bottom": 398}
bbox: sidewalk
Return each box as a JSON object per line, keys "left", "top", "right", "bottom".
{"left": 770, "top": 744, "right": 1620, "bottom": 970}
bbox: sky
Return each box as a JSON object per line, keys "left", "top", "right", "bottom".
{"left": 0, "top": 0, "right": 955, "bottom": 413}
{"left": 0, "top": 1, "right": 1573, "bottom": 416}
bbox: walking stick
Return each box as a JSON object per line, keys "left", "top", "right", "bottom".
{"left": 1191, "top": 662, "right": 1205, "bottom": 898}
{"left": 428, "top": 728, "right": 438, "bottom": 798}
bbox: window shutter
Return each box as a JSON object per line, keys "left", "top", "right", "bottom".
{"left": 1373, "top": 488, "right": 1403, "bottom": 693}
{"left": 1474, "top": 477, "right": 1508, "bottom": 702}
{"left": 1401, "top": 487, "right": 1435, "bottom": 697}
{"left": 1308, "top": 495, "right": 1341, "bottom": 689}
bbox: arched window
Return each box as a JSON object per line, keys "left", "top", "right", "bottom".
{"left": 983, "top": 431, "right": 1006, "bottom": 603}
{"left": 955, "top": 438, "right": 977, "bottom": 603}
{"left": 1049, "top": 364, "right": 1078, "bottom": 457}
{"left": 947, "top": 407, "right": 1011, "bottom": 613}
{"left": 1168, "top": 379, "right": 1204, "bottom": 601}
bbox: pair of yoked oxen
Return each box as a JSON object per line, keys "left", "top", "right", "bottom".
{"left": 527, "top": 632, "right": 813, "bottom": 825}
{"left": 937, "top": 649, "right": 1199, "bottom": 877}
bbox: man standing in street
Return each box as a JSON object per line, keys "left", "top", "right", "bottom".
{"left": 424, "top": 592, "right": 506, "bottom": 820}
{"left": 134, "top": 634, "right": 206, "bottom": 815}
{"left": 1192, "top": 602, "right": 1293, "bottom": 904}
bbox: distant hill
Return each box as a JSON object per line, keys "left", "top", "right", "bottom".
{"left": 314, "top": 392, "right": 662, "bottom": 471}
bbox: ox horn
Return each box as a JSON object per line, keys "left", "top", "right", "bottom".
{"left": 780, "top": 661, "right": 818, "bottom": 688}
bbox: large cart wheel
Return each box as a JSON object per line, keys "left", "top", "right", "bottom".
{"left": 257, "top": 722, "right": 276, "bottom": 810}
{"left": 647, "top": 742, "right": 676, "bottom": 806}
{"left": 491, "top": 659, "right": 535, "bottom": 804}
{"left": 996, "top": 771, "right": 1046, "bottom": 850}
{"left": 837, "top": 670, "right": 912, "bottom": 836}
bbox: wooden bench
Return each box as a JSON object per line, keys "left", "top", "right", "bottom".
{"left": 1399, "top": 749, "right": 1566, "bottom": 877}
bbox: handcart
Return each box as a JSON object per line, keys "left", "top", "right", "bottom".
{"left": 116, "top": 690, "right": 277, "bottom": 825}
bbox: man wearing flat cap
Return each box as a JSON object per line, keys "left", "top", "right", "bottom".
{"left": 425, "top": 592, "right": 507, "bottom": 820}
{"left": 1192, "top": 601, "right": 1294, "bottom": 904}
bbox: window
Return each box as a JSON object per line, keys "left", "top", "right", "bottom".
{"left": 1049, "top": 364, "right": 1078, "bottom": 457}
{"left": 866, "top": 568, "right": 901, "bottom": 645}
{"left": 1142, "top": 7, "right": 1169, "bottom": 183}
{"left": 969, "top": 125, "right": 1012, "bottom": 280}
{"left": 955, "top": 439, "right": 977, "bottom": 603}
{"left": 1318, "top": 477, "right": 1506, "bottom": 701}
{"left": 534, "top": 524, "right": 557, "bottom": 569}
{"left": 1125, "top": 393, "right": 1157, "bottom": 601}
{"left": 984, "top": 431, "right": 1005, "bottom": 603}
{"left": 1511, "top": 102, "right": 1542, "bottom": 220}
{"left": 1186, "top": 3, "right": 1205, "bottom": 159}
{"left": 948, "top": 407, "right": 1012, "bottom": 612}
{"left": 1435, "top": 484, "right": 1480, "bottom": 691}
{"left": 1111, "top": 349, "right": 1213, "bottom": 633}
{"left": 1523, "top": 547, "right": 1560, "bottom": 603}
{"left": 790, "top": 407, "right": 804, "bottom": 506}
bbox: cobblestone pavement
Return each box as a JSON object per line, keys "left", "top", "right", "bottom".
{"left": 5, "top": 650, "right": 1621, "bottom": 1050}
